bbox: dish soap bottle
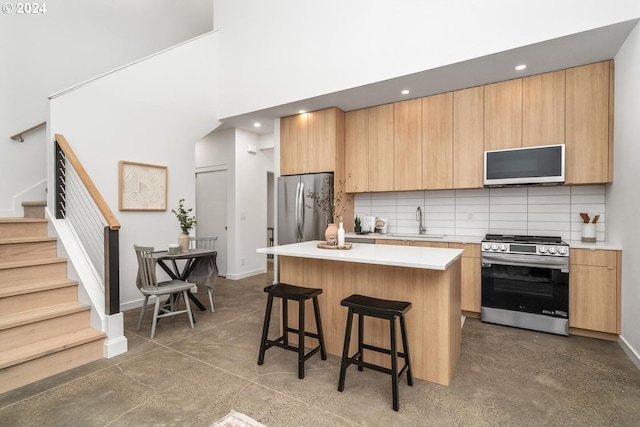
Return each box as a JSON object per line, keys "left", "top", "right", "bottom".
{"left": 337, "top": 220, "right": 345, "bottom": 246}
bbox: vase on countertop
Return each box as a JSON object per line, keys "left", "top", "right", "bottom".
{"left": 178, "top": 232, "right": 190, "bottom": 253}
{"left": 325, "top": 223, "right": 338, "bottom": 246}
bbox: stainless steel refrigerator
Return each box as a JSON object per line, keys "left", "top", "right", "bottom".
{"left": 278, "top": 173, "right": 333, "bottom": 245}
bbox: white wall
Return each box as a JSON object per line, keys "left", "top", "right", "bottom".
{"left": 232, "top": 129, "right": 274, "bottom": 279}
{"left": 195, "top": 128, "right": 275, "bottom": 279}
{"left": 214, "top": 0, "right": 640, "bottom": 118}
{"left": 608, "top": 22, "right": 640, "bottom": 366}
{"left": 0, "top": 0, "right": 213, "bottom": 216}
{"left": 49, "top": 32, "right": 220, "bottom": 309}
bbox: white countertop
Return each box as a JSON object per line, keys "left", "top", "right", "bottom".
{"left": 345, "top": 232, "right": 483, "bottom": 244}
{"left": 566, "top": 240, "right": 622, "bottom": 250}
{"left": 345, "top": 232, "right": 623, "bottom": 250}
{"left": 256, "top": 240, "right": 463, "bottom": 270}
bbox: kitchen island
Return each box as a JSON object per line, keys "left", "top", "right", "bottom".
{"left": 257, "top": 241, "right": 463, "bottom": 386}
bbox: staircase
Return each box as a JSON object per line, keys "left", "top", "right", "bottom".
{"left": 0, "top": 218, "right": 106, "bottom": 394}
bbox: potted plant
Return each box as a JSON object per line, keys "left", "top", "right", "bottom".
{"left": 354, "top": 216, "right": 362, "bottom": 233}
{"left": 172, "top": 199, "right": 196, "bottom": 253}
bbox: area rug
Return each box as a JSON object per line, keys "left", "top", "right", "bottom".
{"left": 211, "top": 410, "right": 266, "bottom": 427}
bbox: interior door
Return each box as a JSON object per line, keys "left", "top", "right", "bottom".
{"left": 196, "top": 169, "right": 227, "bottom": 277}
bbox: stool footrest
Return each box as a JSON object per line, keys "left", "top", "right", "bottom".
{"left": 266, "top": 338, "right": 323, "bottom": 361}
{"left": 361, "top": 343, "right": 408, "bottom": 359}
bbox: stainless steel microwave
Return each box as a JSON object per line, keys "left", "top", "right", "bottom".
{"left": 484, "top": 144, "right": 565, "bottom": 186}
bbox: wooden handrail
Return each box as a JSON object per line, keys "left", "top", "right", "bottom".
{"left": 55, "top": 133, "right": 121, "bottom": 230}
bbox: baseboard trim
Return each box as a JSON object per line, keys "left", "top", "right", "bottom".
{"left": 226, "top": 267, "right": 266, "bottom": 280}
{"left": 618, "top": 334, "right": 640, "bottom": 370}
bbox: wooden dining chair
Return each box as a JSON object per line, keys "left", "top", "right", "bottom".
{"left": 134, "top": 244, "right": 194, "bottom": 339}
{"left": 190, "top": 236, "right": 218, "bottom": 312}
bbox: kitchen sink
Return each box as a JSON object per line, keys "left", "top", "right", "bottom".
{"left": 390, "top": 233, "right": 446, "bottom": 239}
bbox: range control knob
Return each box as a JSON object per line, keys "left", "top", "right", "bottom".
{"left": 491, "top": 244, "right": 499, "bottom": 251}
{"left": 558, "top": 247, "right": 568, "bottom": 255}
{"left": 548, "top": 246, "right": 557, "bottom": 254}
{"left": 499, "top": 244, "right": 508, "bottom": 251}
{"left": 539, "top": 246, "right": 547, "bottom": 254}
{"left": 482, "top": 242, "right": 491, "bottom": 251}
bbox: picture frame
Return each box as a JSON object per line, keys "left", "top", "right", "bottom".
{"left": 118, "top": 160, "right": 167, "bottom": 211}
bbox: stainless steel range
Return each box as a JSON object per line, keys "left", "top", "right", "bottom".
{"left": 481, "top": 234, "right": 570, "bottom": 336}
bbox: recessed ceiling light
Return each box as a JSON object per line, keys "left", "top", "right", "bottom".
{"left": 401, "top": 89, "right": 410, "bottom": 95}
{"left": 515, "top": 64, "right": 527, "bottom": 71}
{"left": 253, "top": 122, "right": 261, "bottom": 128}
{"left": 298, "top": 110, "right": 306, "bottom": 114}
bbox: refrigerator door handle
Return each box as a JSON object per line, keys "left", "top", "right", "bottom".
{"left": 297, "top": 181, "right": 305, "bottom": 241}
{"left": 294, "top": 182, "right": 300, "bottom": 241}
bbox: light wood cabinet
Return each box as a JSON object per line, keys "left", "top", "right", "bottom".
{"left": 565, "top": 61, "right": 613, "bottom": 184}
{"left": 280, "top": 107, "right": 344, "bottom": 176}
{"left": 394, "top": 98, "right": 422, "bottom": 191}
{"left": 522, "top": 70, "right": 565, "bottom": 147}
{"left": 449, "top": 243, "right": 481, "bottom": 314}
{"left": 422, "top": 93, "right": 453, "bottom": 189}
{"left": 453, "top": 86, "right": 484, "bottom": 189}
{"left": 484, "top": 79, "right": 522, "bottom": 151}
{"left": 569, "top": 248, "right": 621, "bottom": 335}
{"left": 280, "top": 113, "right": 308, "bottom": 175}
{"left": 344, "top": 109, "right": 368, "bottom": 193}
{"left": 368, "top": 104, "right": 395, "bottom": 192}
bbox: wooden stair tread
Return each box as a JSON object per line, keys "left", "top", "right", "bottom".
{"left": 0, "top": 328, "right": 106, "bottom": 369}
{"left": 0, "top": 218, "right": 48, "bottom": 223}
{"left": 0, "top": 302, "right": 89, "bottom": 331}
{"left": 0, "top": 237, "right": 56, "bottom": 245}
{"left": 0, "top": 278, "right": 77, "bottom": 298}
{"left": 0, "top": 257, "right": 66, "bottom": 270}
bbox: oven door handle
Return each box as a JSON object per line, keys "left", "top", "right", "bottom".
{"left": 481, "top": 253, "right": 569, "bottom": 270}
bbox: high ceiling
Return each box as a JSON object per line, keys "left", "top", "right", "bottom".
{"left": 219, "top": 19, "right": 638, "bottom": 135}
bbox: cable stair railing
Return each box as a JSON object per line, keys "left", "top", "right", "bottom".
{"left": 54, "top": 133, "right": 120, "bottom": 315}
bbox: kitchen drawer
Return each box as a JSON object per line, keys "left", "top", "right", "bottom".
{"left": 570, "top": 248, "right": 617, "bottom": 267}
{"left": 448, "top": 242, "right": 480, "bottom": 257}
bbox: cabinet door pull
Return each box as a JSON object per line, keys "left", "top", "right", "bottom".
{"left": 607, "top": 266, "right": 615, "bottom": 270}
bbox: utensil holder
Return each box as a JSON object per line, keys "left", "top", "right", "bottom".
{"left": 581, "top": 223, "right": 596, "bottom": 243}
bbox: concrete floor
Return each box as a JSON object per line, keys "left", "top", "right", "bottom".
{"left": 2, "top": 265, "right": 640, "bottom": 426}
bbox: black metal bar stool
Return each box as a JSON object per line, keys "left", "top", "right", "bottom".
{"left": 337, "top": 294, "right": 413, "bottom": 412}
{"left": 257, "top": 282, "right": 327, "bottom": 379}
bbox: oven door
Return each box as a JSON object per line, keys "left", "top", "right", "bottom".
{"left": 481, "top": 252, "right": 569, "bottom": 319}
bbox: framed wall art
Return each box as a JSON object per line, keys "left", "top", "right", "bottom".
{"left": 118, "top": 160, "right": 167, "bottom": 211}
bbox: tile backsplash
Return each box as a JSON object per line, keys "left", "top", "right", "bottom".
{"left": 354, "top": 185, "right": 606, "bottom": 242}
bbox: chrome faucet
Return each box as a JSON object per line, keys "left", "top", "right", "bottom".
{"left": 416, "top": 207, "right": 426, "bottom": 235}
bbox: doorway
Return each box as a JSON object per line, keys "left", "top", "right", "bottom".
{"left": 195, "top": 168, "right": 227, "bottom": 277}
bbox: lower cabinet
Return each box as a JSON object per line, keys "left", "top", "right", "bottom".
{"left": 569, "top": 249, "right": 621, "bottom": 335}
{"left": 449, "top": 243, "right": 481, "bottom": 314}
{"left": 375, "top": 239, "right": 447, "bottom": 248}
{"left": 377, "top": 240, "right": 480, "bottom": 314}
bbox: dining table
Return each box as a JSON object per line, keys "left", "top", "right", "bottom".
{"left": 151, "top": 248, "right": 218, "bottom": 312}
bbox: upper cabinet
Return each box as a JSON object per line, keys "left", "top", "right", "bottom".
{"left": 394, "top": 98, "right": 422, "bottom": 191}
{"left": 345, "top": 109, "right": 368, "bottom": 193}
{"left": 342, "top": 60, "right": 614, "bottom": 192}
{"left": 280, "top": 107, "right": 345, "bottom": 176}
{"left": 280, "top": 113, "right": 307, "bottom": 176}
{"left": 368, "top": 104, "right": 395, "bottom": 192}
{"left": 522, "top": 70, "right": 565, "bottom": 147}
{"left": 565, "top": 61, "right": 613, "bottom": 184}
{"left": 423, "top": 93, "right": 453, "bottom": 190}
{"left": 453, "top": 86, "right": 484, "bottom": 189}
{"left": 484, "top": 79, "right": 522, "bottom": 151}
